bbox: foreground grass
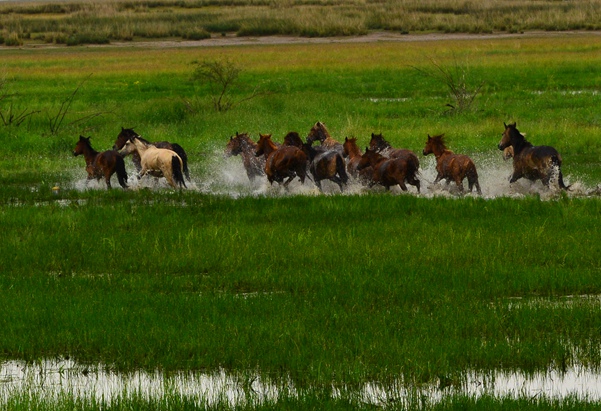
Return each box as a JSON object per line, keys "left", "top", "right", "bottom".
{"left": 2, "top": 192, "right": 601, "bottom": 386}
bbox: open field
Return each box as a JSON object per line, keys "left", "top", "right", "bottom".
{"left": 2, "top": 29, "right": 601, "bottom": 409}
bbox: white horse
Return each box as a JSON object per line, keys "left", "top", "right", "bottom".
{"left": 119, "top": 136, "right": 186, "bottom": 188}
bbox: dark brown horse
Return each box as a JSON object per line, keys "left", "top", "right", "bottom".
{"left": 282, "top": 131, "right": 304, "bottom": 148}
{"left": 369, "top": 132, "right": 420, "bottom": 178}
{"left": 225, "top": 132, "right": 266, "bottom": 182}
{"left": 302, "top": 142, "right": 349, "bottom": 192}
{"left": 356, "top": 147, "right": 420, "bottom": 192}
{"left": 255, "top": 133, "right": 308, "bottom": 187}
{"left": 498, "top": 122, "right": 568, "bottom": 190}
{"left": 73, "top": 135, "right": 128, "bottom": 189}
{"left": 113, "top": 127, "right": 190, "bottom": 181}
{"left": 423, "top": 134, "right": 481, "bottom": 194}
{"left": 306, "top": 121, "right": 344, "bottom": 155}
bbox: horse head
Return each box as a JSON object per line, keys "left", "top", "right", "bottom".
{"left": 283, "top": 131, "right": 304, "bottom": 148}
{"left": 114, "top": 127, "right": 139, "bottom": 150}
{"left": 255, "top": 133, "right": 276, "bottom": 157}
{"left": 306, "top": 121, "right": 329, "bottom": 145}
{"left": 225, "top": 132, "right": 246, "bottom": 157}
{"left": 498, "top": 122, "right": 521, "bottom": 151}
{"left": 369, "top": 133, "right": 390, "bottom": 152}
{"left": 357, "top": 147, "right": 383, "bottom": 170}
{"left": 423, "top": 134, "right": 446, "bottom": 156}
{"left": 73, "top": 135, "right": 92, "bottom": 156}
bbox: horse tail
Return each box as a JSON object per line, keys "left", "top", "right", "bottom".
{"left": 116, "top": 155, "right": 129, "bottom": 189}
{"left": 551, "top": 155, "right": 570, "bottom": 190}
{"left": 171, "top": 156, "right": 187, "bottom": 188}
{"left": 171, "top": 143, "right": 190, "bottom": 181}
{"left": 336, "top": 154, "right": 349, "bottom": 184}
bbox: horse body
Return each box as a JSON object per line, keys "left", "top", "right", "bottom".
{"left": 306, "top": 121, "right": 344, "bottom": 155}
{"left": 255, "top": 133, "right": 307, "bottom": 187}
{"left": 119, "top": 137, "right": 186, "bottom": 188}
{"left": 73, "top": 136, "right": 128, "bottom": 189}
{"left": 302, "top": 142, "right": 348, "bottom": 192}
{"left": 357, "top": 147, "right": 420, "bottom": 192}
{"left": 498, "top": 122, "right": 568, "bottom": 189}
{"left": 423, "top": 134, "right": 481, "bottom": 194}
{"left": 114, "top": 128, "right": 190, "bottom": 181}
{"left": 225, "top": 132, "right": 266, "bottom": 182}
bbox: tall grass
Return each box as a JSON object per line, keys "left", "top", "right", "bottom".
{"left": 2, "top": 0, "right": 601, "bottom": 45}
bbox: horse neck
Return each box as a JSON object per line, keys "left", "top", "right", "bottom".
{"left": 346, "top": 142, "right": 362, "bottom": 159}
{"left": 132, "top": 139, "right": 150, "bottom": 154}
{"left": 260, "top": 139, "right": 278, "bottom": 156}
{"left": 80, "top": 143, "right": 99, "bottom": 165}
{"left": 430, "top": 141, "right": 450, "bottom": 158}
{"left": 510, "top": 130, "right": 533, "bottom": 155}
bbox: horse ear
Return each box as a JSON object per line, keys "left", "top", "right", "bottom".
{"left": 427, "top": 134, "right": 431, "bottom": 139}
{"left": 371, "top": 133, "right": 375, "bottom": 138}
{"left": 503, "top": 122, "right": 507, "bottom": 128}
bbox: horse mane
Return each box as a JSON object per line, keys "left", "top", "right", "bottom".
{"left": 370, "top": 133, "right": 392, "bottom": 150}
{"left": 430, "top": 133, "right": 447, "bottom": 149}
{"left": 505, "top": 122, "right": 533, "bottom": 149}
{"left": 283, "top": 131, "right": 304, "bottom": 148}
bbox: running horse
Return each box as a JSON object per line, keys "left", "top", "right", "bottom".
{"left": 306, "top": 121, "right": 344, "bottom": 155}
{"left": 356, "top": 147, "right": 420, "bottom": 192}
{"left": 114, "top": 127, "right": 190, "bottom": 181}
{"left": 255, "top": 133, "right": 307, "bottom": 187}
{"left": 302, "top": 141, "right": 349, "bottom": 192}
{"left": 73, "top": 135, "right": 128, "bottom": 189}
{"left": 225, "top": 132, "right": 265, "bottom": 182}
{"left": 369, "top": 132, "right": 420, "bottom": 178}
{"left": 118, "top": 136, "right": 186, "bottom": 188}
{"left": 423, "top": 134, "right": 481, "bottom": 194}
{"left": 498, "top": 122, "right": 569, "bottom": 190}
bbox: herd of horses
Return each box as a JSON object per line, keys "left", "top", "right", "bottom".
{"left": 224, "top": 121, "right": 569, "bottom": 194}
{"left": 73, "top": 121, "right": 569, "bottom": 194}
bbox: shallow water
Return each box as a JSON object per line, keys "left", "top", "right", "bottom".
{"left": 61, "top": 146, "right": 599, "bottom": 201}
{"left": 2, "top": 359, "right": 601, "bottom": 406}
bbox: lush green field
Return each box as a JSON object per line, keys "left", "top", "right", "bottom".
{"left": 2, "top": 33, "right": 601, "bottom": 409}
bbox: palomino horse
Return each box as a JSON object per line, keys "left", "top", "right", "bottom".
{"left": 225, "top": 132, "right": 265, "bottom": 182}
{"left": 356, "top": 147, "right": 420, "bottom": 192}
{"left": 73, "top": 136, "right": 128, "bottom": 189}
{"left": 498, "top": 122, "right": 569, "bottom": 190}
{"left": 423, "top": 134, "right": 481, "bottom": 194}
{"left": 114, "top": 128, "right": 190, "bottom": 181}
{"left": 118, "top": 136, "right": 186, "bottom": 188}
{"left": 306, "top": 121, "right": 344, "bottom": 155}
{"left": 255, "top": 133, "right": 307, "bottom": 187}
{"left": 302, "top": 142, "right": 349, "bottom": 192}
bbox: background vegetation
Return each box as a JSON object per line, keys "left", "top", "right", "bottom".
{"left": 2, "top": 0, "right": 601, "bottom": 46}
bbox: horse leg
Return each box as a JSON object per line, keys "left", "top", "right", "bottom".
{"left": 104, "top": 172, "right": 113, "bottom": 189}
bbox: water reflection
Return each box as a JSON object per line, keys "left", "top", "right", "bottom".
{"left": 2, "top": 359, "right": 601, "bottom": 406}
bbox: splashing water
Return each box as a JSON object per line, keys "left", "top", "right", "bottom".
{"left": 65, "top": 147, "right": 596, "bottom": 200}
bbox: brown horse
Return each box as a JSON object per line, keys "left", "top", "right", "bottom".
{"left": 114, "top": 127, "right": 190, "bottom": 181}
{"left": 423, "top": 134, "right": 481, "bottom": 194}
{"left": 343, "top": 137, "right": 373, "bottom": 183}
{"left": 306, "top": 121, "right": 344, "bottom": 155}
{"left": 498, "top": 122, "right": 568, "bottom": 190}
{"left": 369, "top": 132, "right": 420, "bottom": 178}
{"left": 225, "top": 132, "right": 266, "bottom": 182}
{"left": 73, "top": 136, "right": 128, "bottom": 189}
{"left": 302, "top": 142, "right": 348, "bottom": 192}
{"left": 255, "top": 133, "right": 308, "bottom": 187}
{"left": 356, "top": 147, "right": 420, "bottom": 192}
{"left": 282, "top": 131, "right": 304, "bottom": 148}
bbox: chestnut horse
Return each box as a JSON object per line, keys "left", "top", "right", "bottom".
{"left": 302, "top": 142, "right": 348, "bottom": 192}
{"left": 356, "top": 147, "right": 420, "bottom": 192}
{"left": 73, "top": 136, "right": 128, "bottom": 189}
{"left": 498, "top": 122, "right": 568, "bottom": 190}
{"left": 114, "top": 128, "right": 190, "bottom": 181}
{"left": 225, "top": 132, "right": 265, "bottom": 182}
{"left": 306, "top": 121, "right": 344, "bottom": 155}
{"left": 343, "top": 137, "right": 376, "bottom": 183}
{"left": 423, "top": 134, "right": 481, "bottom": 194}
{"left": 119, "top": 136, "right": 186, "bottom": 189}
{"left": 255, "top": 133, "right": 308, "bottom": 187}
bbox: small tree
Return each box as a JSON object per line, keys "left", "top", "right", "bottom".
{"left": 190, "top": 57, "right": 268, "bottom": 112}
{"left": 412, "top": 55, "right": 484, "bottom": 115}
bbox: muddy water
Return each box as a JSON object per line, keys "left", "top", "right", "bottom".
{"left": 2, "top": 359, "right": 601, "bottom": 405}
